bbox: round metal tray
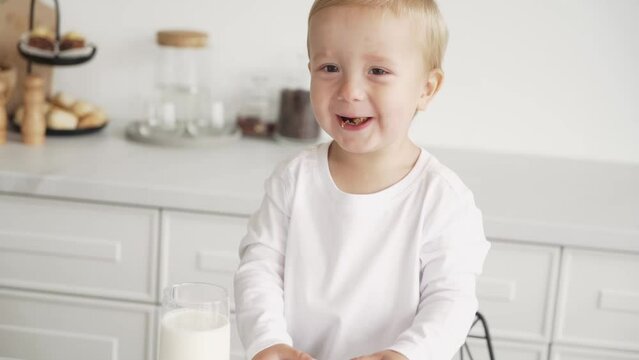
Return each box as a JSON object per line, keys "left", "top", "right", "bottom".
{"left": 125, "top": 121, "right": 241, "bottom": 147}
{"left": 17, "top": 41, "right": 97, "bottom": 66}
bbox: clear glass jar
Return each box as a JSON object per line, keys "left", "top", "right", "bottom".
{"left": 158, "top": 282, "right": 230, "bottom": 360}
{"left": 236, "top": 75, "right": 271, "bottom": 124}
{"left": 152, "top": 30, "right": 228, "bottom": 136}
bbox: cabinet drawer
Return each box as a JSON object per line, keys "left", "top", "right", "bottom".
{"left": 161, "top": 210, "right": 246, "bottom": 311}
{"left": 472, "top": 241, "right": 560, "bottom": 342}
{"left": 0, "top": 195, "right": 159, "bottom": 302}
{"left": 0, "top": 288, "right": 156, "bottom": 360}
{"left": 555, "top": 249, "right": 639, "bottom": 352}
{"left": 551, "top": 345, "right": 639, "bottom": 360}
{"left": 454, "top": 338, "right": 548, "bottom": 360}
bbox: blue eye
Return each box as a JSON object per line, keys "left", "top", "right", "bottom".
{"left": 369, "top": 68, "right": 388, "bottom": 76}
{"left": 321, "top": 65, "right": 339, "bottom": 73}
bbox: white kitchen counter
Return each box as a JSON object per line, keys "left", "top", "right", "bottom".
{"left": 0, "top": 122, "right": 637, "bottom": 252}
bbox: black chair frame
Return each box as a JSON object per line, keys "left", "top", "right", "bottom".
{"left": 459, "top": 312, "right": 495, "bottom": 360}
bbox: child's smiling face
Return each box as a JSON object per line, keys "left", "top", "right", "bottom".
{"left": 308, "top": 5, "right": 441, "bottom": 155}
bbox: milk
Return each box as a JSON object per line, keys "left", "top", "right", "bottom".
{"left": 159, "top": 308, "right": 230, "bottom": 360}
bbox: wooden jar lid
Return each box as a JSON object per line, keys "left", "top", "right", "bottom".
{"left": 156, "top": 30, "right": 208, "bottom": 48}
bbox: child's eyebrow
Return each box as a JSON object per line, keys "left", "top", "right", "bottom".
{"left": 311, "top": 52, "right": 331, "bottom": 62}
{"left": 363, "top": 53, "right": 397, "bottom": 65}
{"left": 311, "top": 52, "right": 397, "bottom": 66}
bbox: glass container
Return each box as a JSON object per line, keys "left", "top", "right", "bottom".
{"left": 152, "top": 30, "right": 229, "bottom": 136}
{"left": 158, "top": 282, "right": 230, "bottom": 360}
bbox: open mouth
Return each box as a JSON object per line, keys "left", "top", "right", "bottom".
{"left": 338, "top": 115, "right": 372, "bottom": 128}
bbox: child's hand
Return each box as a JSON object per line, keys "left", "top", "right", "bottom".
{"left": 351, "top": 350, "right": 408, "bottom": 360}
{"left": 253, "top": 343, "right": 317, "bottom": 360}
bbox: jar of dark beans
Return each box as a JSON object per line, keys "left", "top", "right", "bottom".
{"left": 276, "top": 88, "right": 319, "bottom": 141}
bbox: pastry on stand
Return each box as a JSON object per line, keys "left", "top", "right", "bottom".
{"left": 13, "top": 91, "right": 107, "bottom": 133}
{"left": 27, "top": 26, "right": 55, "bottom": 51}
{"left": 59, "top": 31, "right": 85, "bottom": 51}
{"left": 47, "top": 107, "right": 77, "bottom": 130}
{"left": 13, "top": 0, "right": 104, "bottom": 136}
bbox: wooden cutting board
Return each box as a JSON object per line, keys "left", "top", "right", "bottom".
{"left": 0, "top": 0, "right": 56, "bottom": 114}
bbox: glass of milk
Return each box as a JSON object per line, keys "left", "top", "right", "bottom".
{"left": 158, "top": 282, "right": 230, "bottom": 360}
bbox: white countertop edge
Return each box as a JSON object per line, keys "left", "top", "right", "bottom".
{"left": 0, "top": 172, "right": 259, "bottom": 216}
{"left": 2, "top": 172, "right": 638, "bottom": 253}
{"left": 485, "top": 217, "right": 639, "bottom": 253}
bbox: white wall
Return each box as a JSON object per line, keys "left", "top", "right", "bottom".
{"left": 50, "top": 0, "right": 639, "bottom": 163}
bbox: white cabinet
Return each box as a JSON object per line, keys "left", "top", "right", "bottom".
{"left": 460, "top": 241, "right": 559, "bottom": 360}
{"left": 550, "top": 345, "right": 639, "bottom": 360}
{"left": 2, "top": 192, "right": 638, "bottom": 360}
{"left": 555, "top": 249, "right": 639, "bottom": 352}
{"left": 474, "top": 241, "right": 560, "bottom": 343}
{"left": 0, "top": 288, "right": 155, "bottom": 360}
{"left": 0, "top": 194, "right": 159, "bottom": 302}
{"left": 160, "top": 210, "right": 246, "bottom": 311}
{"left": 454, "top": 338, "right": 548, "bottom": 360}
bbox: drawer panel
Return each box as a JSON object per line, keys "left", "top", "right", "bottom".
{"left": 161, "top": 210, "right": 246, "bottom": 311}
{"left": 551, "top": 345, "right": 639, "bottom": 360}
{"left": 0, "top": 288, "right": 156, "bottom": 360}
{"left": 0, "top": 195, "right": 159, "bottom": 302}
{"left": 472, "top": 241, "right": 560, "bottom": 342}
{"left": 454, "top": 338, "right": 548, "bottom": 360}
{"left": 555, "top": 249, "right": 639, "bottom": 351}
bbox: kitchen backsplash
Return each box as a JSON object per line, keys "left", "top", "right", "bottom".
{"left": 26, "top": 0, "right": 639, "bottom": 163}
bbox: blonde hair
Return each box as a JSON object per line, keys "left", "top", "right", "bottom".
{"left": 307, "top": 0, "right": 449, "bottom": 71}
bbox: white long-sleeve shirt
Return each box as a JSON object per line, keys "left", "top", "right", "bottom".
{"left": 234, "top": 142, "right": 490, "bottom": 360}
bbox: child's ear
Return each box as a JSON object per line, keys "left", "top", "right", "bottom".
{"left": 417, "top": 69, "right": 444, "bottom": 111}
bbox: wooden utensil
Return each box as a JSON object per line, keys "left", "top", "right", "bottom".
{"left": 0, "top": 80, "right": 7, "bottom": 144}
{"left": 21, "top": 74, "right": 46, "bottom": 145}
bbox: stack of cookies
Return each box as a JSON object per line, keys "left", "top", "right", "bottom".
{"left": 26, "top": 26, "right": 87, "bottom": 53}
{"left": 14, "top": 91, "right": 107, "bottom": 130}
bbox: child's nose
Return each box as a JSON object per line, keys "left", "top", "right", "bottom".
{"left": 337, "top": 76, "right": 366, "bottom": 102}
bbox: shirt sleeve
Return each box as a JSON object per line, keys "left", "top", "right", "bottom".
{"left": 388, "top": 192, "right": 491, "bottom": 360}
{"left": 233, "top": 171, "right": 293, "bottom": 360}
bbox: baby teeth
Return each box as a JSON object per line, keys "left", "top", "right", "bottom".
{"left": 340, "top": 116, "right": 368, "bottom": 127}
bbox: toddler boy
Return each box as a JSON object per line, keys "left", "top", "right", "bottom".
{"left": 234, "top": 1, "right": 490, "bottom": 359}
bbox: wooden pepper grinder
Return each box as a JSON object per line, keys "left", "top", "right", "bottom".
{"left": 22, "top": 75, "right": 46, "bottom": 145}
{"left": 0, "top": 80, "right": 7, "bottom": 145}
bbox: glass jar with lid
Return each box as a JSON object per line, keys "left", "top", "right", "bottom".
{"left": 152, "top": 30, "right": 228, "bottom": 136}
